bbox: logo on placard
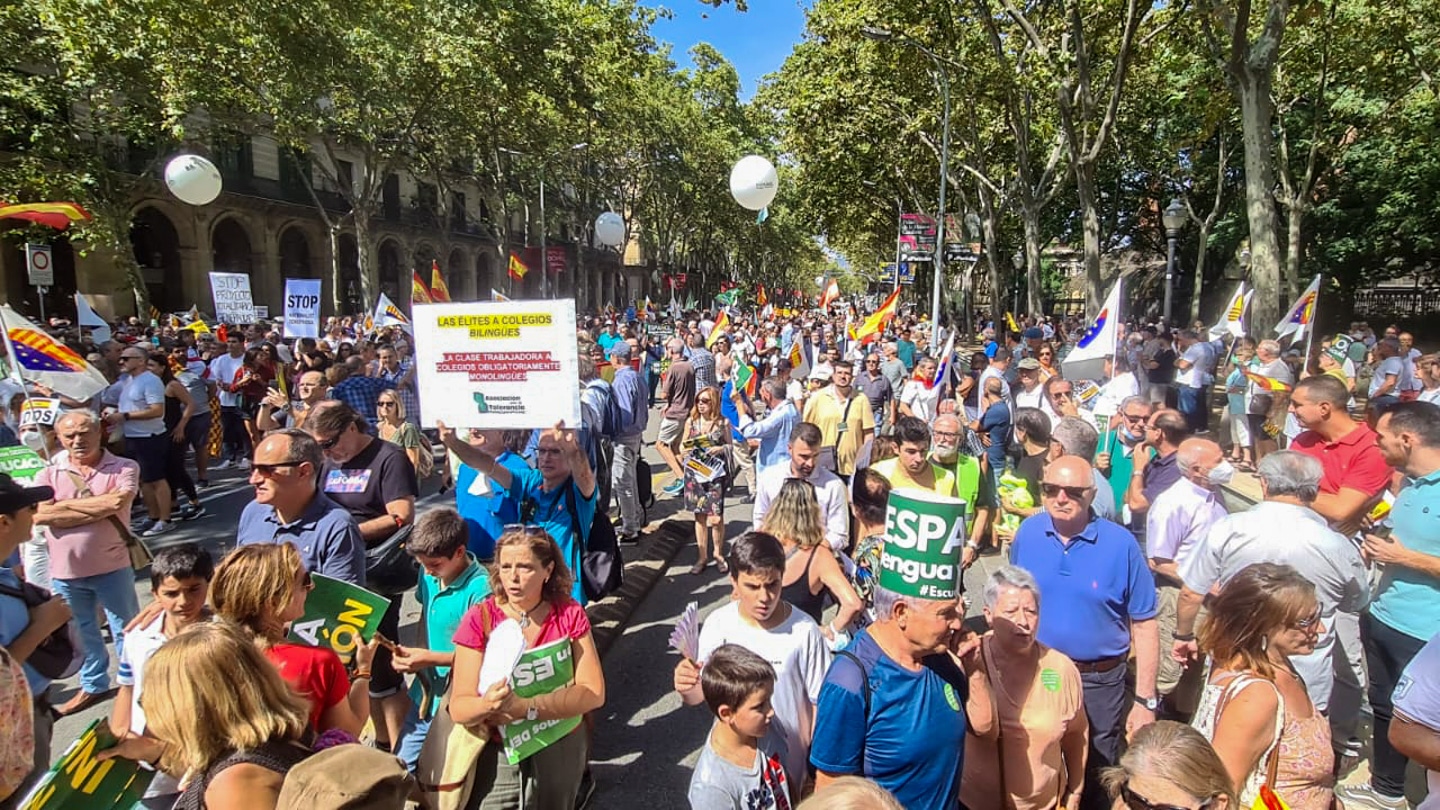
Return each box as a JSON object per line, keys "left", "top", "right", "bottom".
{"left": 473, "top": 392, "right": 491, "bottom": 414}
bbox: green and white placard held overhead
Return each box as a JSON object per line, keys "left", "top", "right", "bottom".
{"left": 879, "top": 488, "right": 968, "bottom": 601}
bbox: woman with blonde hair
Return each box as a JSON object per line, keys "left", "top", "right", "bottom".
{"left": 761, "top": 478, "right": 862, "bottom": 637}
{"left": 101, "top": 621, "right": 312, "bottom": 810}
{"left": 209, "top": 543, "right": 377, "bottom": 737}
{"left": 1101, "top": 721, "right": 1237, "bottom": 810}
{"left": 376, "top": 389, "right": 433, "bottom": 478}
{"left": 1191, "top": 563, "right": 1334, "bottom": 810}
{"left": 450, "top": 527, "right": 605, "bottom": 808}
{"left": 796, "top": 775, "right": 905, "bottom": 810}
{"left": 682, "top": 385, "right": 732, "bottom": 575}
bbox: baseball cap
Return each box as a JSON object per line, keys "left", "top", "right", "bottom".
{"left": 0, "top": 473, "right": 54, "bottom": 514}
{"left": 1023, "top": 327, "right": 1043, "bottom": 340}
{"left": 808, "top": 366, "right": 833, "bottom": 382}
{"left": 1016, "top": 357, "right": 1041, "bottom": 371}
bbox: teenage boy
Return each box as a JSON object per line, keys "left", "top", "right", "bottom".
{"left": 392, "top": 509, "right": 491, "bottom": 769}
{"left": 673, "top": 532, "right": 830, "bottom": 795}
{"left": 688, "top": 644, "right": 790, "bottom": 810}
{"left": 108, "top": 543, "right": 214, "bottom": 805}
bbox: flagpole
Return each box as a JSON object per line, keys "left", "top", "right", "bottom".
{"left": 0, "top": 307, "right": 28, "bottom": 387}
{"left": 1303, "top": 276, "right": 1321, "bottom": 376}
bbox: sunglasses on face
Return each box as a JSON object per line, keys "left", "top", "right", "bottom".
{"left": 1293, "top": 609, "right": 1323, "bottom": 629}
{"left": 378, "top": 401, "right": 397, "bottom": 408}
{"left": 1041, "top": 483, "right": 1090, "bottom": 500}
{"left": 316, "top": 433, "right": 343, "bottom": 451}
{"left": 253, "top": 460, "right": 307, "bottom": 477}
{"left": 1121, "top": 784, "right": 1215, "bottom": 810}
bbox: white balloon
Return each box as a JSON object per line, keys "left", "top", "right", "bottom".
{"left": 163, "top": 154, "right": 223, "bottom": 206}
{"left": 729, "top": 155, "right": 778, "bottom": 211}
{"left": 594, "top": 211, "right": 625, "bottom": 248}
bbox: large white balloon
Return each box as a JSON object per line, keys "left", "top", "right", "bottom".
{"left": 594, "top": 212, "right": 625, "bottom": 247}
{"left": 163, "top": 154, "right": 223, "bottom": 206}
{"left": 729, "top": 155, "right": 778, "bottom": 211}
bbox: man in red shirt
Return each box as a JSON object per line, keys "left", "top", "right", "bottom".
{"left": 1288, "top": 375, "right": 1394, "bottom": 535}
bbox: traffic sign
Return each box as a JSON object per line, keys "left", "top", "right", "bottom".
{"left": 25, "top": 243, "right": 53, "bottom": 286}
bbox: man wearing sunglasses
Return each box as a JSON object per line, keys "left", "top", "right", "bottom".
{"left": 1010, "top": 455, "right": 1159, "bottom": 810}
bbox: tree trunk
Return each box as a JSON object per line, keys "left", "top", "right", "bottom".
{"left": 1237, "top": 80, "right": 1284, "bottom": 332}
{"left": 1076, "top": 161, "right": 1104, "bottom": 315}
{"left": 353, "top": 204, "right": 376, "bottom": 308}
{"left": 1189, "top": 220, "right": 1213, "bottom": 323}
{"left": 1284, "top": 200, "right": 1304, "bottom": 301}
{"left": 1023, "top": 211, "right": 1044, "bottom": 316}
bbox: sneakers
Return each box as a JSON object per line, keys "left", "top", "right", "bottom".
{"left": 662, "top": 479, "right": 684, "bottom": 496}
{"left": 176, "top": 504, "right": 207, "bottom": 521}
{"left": 196, "top": 479, "right": 211, "bottom": 489}
{"left": 141, "top": 520, "right": 174, "bottom": 538}
{"left": 131, "top": 518, "right": 154, "bottom": 534}
{"left": 213, "top": 459, "right": 234, "bottom": 470}
{"left": 1335, "top": 784, "right": 1408, "bottom": 810}
{"left": 237, "top": 459, "right": 251, "bottom": 471}
{"left": 618, "top": 531, "right": 641, "bottom": 545}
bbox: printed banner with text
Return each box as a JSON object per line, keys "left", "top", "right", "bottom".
{"left": 208, "top": 271, "right": 257, "bottom": 325}
{"left": 282, "top": 278, "right": 323, "bottom": 339}
{"left": 19, "top": 719, "right": 153, "bottom": 810}
{"left": 288, "top": 574, "right": 390, "bottom": 666}
{"left": 412, "top": 299, "right": 581, "bottom": 430}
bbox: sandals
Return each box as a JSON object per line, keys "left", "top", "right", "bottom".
{"left": 715, "top": 559, "right": 729, "bottom": 575}
{"left": 689, "top": 559, "right": 711, "bottom": 575}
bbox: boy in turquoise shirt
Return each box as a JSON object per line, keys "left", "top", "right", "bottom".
{"left": 393, "top": 508, "right": 491, "bottom": 770}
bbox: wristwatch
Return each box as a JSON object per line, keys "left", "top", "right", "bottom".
{"left": 1135, "top": 695, "right": 1159, "bottom": 712}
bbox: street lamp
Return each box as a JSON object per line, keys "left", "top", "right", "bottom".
{"left": 862, "top": 24, "right": 951, "bottom": 336}
{"left": 504, "top": 142, "right": 589, "bottom": 298}
{"left": 1162, "top": 198, "right": 1185, "bottom": 325}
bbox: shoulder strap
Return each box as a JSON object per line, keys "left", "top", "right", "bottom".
{"left": 562, "top": 476, "right": 582, "bottom": 540}
{"left": 834, "top": 649, "right": 871, "bottom": 721}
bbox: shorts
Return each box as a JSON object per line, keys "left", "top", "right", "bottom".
{"left": 657, "top": 417, "right": 684, "bottom": 445}
{"left": 183, "top": 412, "right": 212, "bottom": 451}
{"left": 127, "top": 434, "right": 170, "bottom": 483}
{"left": 1229, "top": 411, "right": 1251, "bottom": 447}
{"left": 367, "top": 598, "right": 404, "bottom": 699}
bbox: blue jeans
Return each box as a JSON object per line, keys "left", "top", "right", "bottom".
{"left": 1177, "top": 385, "right": 1207, "bottom": 432}
{"left": 394, "top": 701, "right": 432, "bottom": 772}
{"left": 52, "top": 568, "right": 140, "bottom": 694}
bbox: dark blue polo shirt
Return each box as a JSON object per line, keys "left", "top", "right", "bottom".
{"left": 1009, "top": 512, "right": 1157, "bottom": 661}
{"left": 237, "top": 492, "right": 366, "bottom": 584}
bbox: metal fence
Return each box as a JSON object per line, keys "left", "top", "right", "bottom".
{"left": 1353, "top": 287, "right": 1440, "bottom": 319}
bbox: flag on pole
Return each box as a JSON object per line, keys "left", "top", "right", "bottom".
{"left": 787, "top": 339, "right": 810, "bottom": 380}
{"left": 411, "top": 270, "right": 433, "bottom": 305}
{"left": 148, "top": 305, "right": 161, "bottom": 325}
{"left": 216, "top": 323, "right": 229, "bottom": 343}
{"left": 374, "top": 292, "right": 411, "bottom": 330}
{"left": 491, "top": 289, "right": 511, "bottom": 302}
{"left": 1243, "top": 368, "right": 1294, "bottom": 392}
{"left": 1005, "top": 312, "right": 1021, "bottom": 334}
{"left": 756, "top": 285, "right": 768, "bottom": 307}
{"left": 715, "top": 288, "right": 739, "bottom": 307}
{"left": 429, "top": 261, "right": 452, "bottom": 303}
{"left": 853, "top": 288, "right": 901, "bottom": 344}
{"left": 74, "top": 293, "right": 111, "bottom": 344}
{"left": 0, "top": 200, "right": 91, "bottom": 230}
{"left": 932, "top": 331, "right": 956, "bottom": 390}
{"left": 707, "top": 311, "right": 731, "bottom": 349}
{"left": 508, "top": 253, "right": 529, "bottom": 281}
{"left": 181, "top": 317, "right": 211, "bottom": 335}
{"left": 1208, "top": 284, "right": 1249, "bottom": 340}
{"left": 819, "top": 278, "right": 840, "bottom": 309}
{"left": 0, "top": 304, "right": 110, "bottom": 400}
{"left": 1274, "top": 275, "right": 1322, "bottom": 342}
{"left": 1061, "top": 279, "right": 1123, "bottom": 382}
{"left": 187, "top": 304, "right": 201, "bottom": 323}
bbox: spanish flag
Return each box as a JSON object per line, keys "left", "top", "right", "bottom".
{"left": 853, "top": 288, "right": 901, "bottom": 344}
{"left": 411, "top": 270, "right": 433, "bottom": 305}
{"left": 0, "top": 200, "right": 91, "bottom": 230}
{"left": 508, "top": 253, "right": 529, "bottom": 281}
{"left": 757, "top": 285, "right": 768, "bottom": 307}
{"left": 1243, "top": 368, "right": 1293, "bottom": 393}
{"left": 430, "top": 260, "right": 452, "bottom": 303}
{"left": 819, "top": 278, "right": 840, "bottom": 309}
{"left": 707, "top": 310, "right": 730, "bottom": 349}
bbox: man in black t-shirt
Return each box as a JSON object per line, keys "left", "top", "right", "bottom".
{"left": 304, "top": 400, "right": 418, "bottom": 750}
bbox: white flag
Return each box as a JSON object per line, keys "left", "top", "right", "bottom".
{"left": 491, "top": 289, "right": 511, "bottom": 302}
{"left": 1274, "top": 275, "right": 1322, "bottom": 341}
{"left": 0, "top": 305, "right": 110, "bottom": 400}
{"left": 73, "top": 293, "right": 111, "bottom": 344}
{"left": 373, "top": 291, "right": 411, "bottom": 330}
{"left": 1061, "top": 279, "right": 1123, "bottom": 383}
{"left": 1207, "top": 284, "right": 1248, "bottom": 340}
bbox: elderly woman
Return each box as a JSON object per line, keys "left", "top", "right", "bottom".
{"left": 962, "top": 566, "right": 1088, "bottom": 810}
{"left": 1191, "top": 563, "right": 1334, "bottom": 810}
{"left": 1101, "top": 721, "right": 1237, "bottom": 810}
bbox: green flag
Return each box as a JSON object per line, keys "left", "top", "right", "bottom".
{"left": 714, "top": 288, "right": 739, "bottom": 307}
{"left": 288, "top": 574, "right": 391, "bottom": 666}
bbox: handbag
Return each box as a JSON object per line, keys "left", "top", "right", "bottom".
{"left": 61, "top": 469, "right": 152, "bottom": 570}
{"left": 1251, "top": 742, "right": 1289, "bottom": 810}
{"left": 415, "top": 612, "right": 491, "bottom": 810}
{"left": 365, "top": 524, "right": 419, "bottom": 595}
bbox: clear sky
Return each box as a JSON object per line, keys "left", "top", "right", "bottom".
{"left": 642, "top": 0, "right": 810, "bottom": 99}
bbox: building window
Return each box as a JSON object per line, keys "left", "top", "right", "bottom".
{"left": 451, "top": 192, "right": 467, "bottom": 229}
{"left": 382, "top": 174, "right": 401, "bottom": 222}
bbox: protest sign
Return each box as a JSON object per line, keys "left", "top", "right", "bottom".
{"left": 18, "top": 397, "right": 60, "bottom": 429}
{"left": 500, "top": 637, "right": 582, "bottom": 764}
{"left": 208, "top": 272, "right": 256, "bottom": 324}
{"left": 412, "top": 299, "right": 581, "bottom": 430}
{"left": 288, "top": 574, "right": 390, "bottom": 666}
{"left": 282, "top": 278, "right": 323, "bottom": 339}
{"left": 19, "top": 719, "right": 153, "bottom": 810}
{"left": 0, "top": 447, "right": 46, "bottom": 484}
{"left": 879, "top": 488, "right": 968, "bottom": 601}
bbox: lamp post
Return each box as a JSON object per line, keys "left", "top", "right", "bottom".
{"left": 862, "top": 25, "right": 951, "bottom": 336}
{"left": 505, "top": 142, "right": 589, "bottom": 299}
{"left": 1162, "top": 198, "right": 1185, "bottom": 326}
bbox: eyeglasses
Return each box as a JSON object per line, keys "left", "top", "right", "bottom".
{"left": 1121, "top": 784, "right": 1215, "bottom": 810}
{"left": 1293, "top": 609, "right": 1323, "bottom": 629}
{"left": 253, "top": 460, "right": 307, "bottom": 476}
{"left": 377, "top": 401, "right": 397, "bottom": 408}
{"left": 933, "top": 430, "right": 960, "bottom": 441}
{"left": 1122, "top": 413, "right": 1147, "bottom": 423}
{"left": 1041, "top": 483, "right": 1091, "bottom": 500}
{"left": 502, "top": 524, "right": 552, "bottom": 538}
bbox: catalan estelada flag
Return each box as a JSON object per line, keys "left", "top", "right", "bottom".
{"left": 411, "top": 270, "right": 433, "bottom": 305}
{"left": 508, "top": 253, "right": 529, "bottom": 281}
{"left": 0, "top": 304, "right": 109, "bottom": 400}
{"left": 430, "top": 260, "right": 452, "bottom": 303}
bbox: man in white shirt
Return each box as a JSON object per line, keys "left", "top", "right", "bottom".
{"left": 105, "top": 346, "right": 173, "bottom": 536}
{"left": 978, "top": 351, "right": 1012, "bottom": 403}
{"left": 753, "top": 422, "right": 849, "bottom": 553}
{"left": 1392, "top": 630, "right": 1440, "bottom": 810}
{"left": 1013, "top": 358, "right": 1047, "bottom": 415}
{"left": 207, "top": 333, "right": 250, "bottom": 469}
{"left": 1173, "top": 330, "right": 1214, "bottom": 433}
{"left": 1173, "top": 450, "right": 1369, "bottom": 750}
{"left": 1146, "top": 437, "right": 1229, "bottom": 714}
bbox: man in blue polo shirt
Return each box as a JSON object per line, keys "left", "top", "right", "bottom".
{"left": 236, "top": 429, "right": 365, "bottom": 583}
{"left": 1010, "top": 455, "right": 1159, "bottom": 810}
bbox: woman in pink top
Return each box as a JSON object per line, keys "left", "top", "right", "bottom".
{"left": 450, "top": 527, "right": 605, "bottom": 809}
{"left": 962, "top": 565, "right": 1089, "bottom": 810}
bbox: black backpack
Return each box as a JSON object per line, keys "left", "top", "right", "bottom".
{"left": 564, "top": 479, "right": 624, "bottom": 602}
{"left": 636, "top": 457, "right": 656, "bottom": 509}
{"left": 0, "top": 581, "right": 81, "bottom": 680}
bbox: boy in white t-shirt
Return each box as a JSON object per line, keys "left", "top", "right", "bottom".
{"left": 106, "top": 544, "right": 213, "bottom": 806}
{"left": 674, "top": 532, "right": 830, "bottom": 797}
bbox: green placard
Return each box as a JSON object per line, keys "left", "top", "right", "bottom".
{"left": 0, "top": 446, "right": 45, "bottom": 485}
{"left": 879, "top": 487, "right": 968, "bottom": 600}
{"left": 288, "top": 574, "right": 391, "bottom": 666}
{"left": 500, "top": 637, "right": 582, "bottom": 765}
{"left": 20, "top": 719, "right": 154, "bottom": 810}
{"left": 734, "top": 362, "right": 754, "bottom": 394}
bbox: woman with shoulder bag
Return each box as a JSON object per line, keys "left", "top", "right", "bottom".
{"left": 376, "top": 392, "right": 433, "bottom": 479}
{"left": 1190, "top": 563, "right": 1334, "bottom": 810}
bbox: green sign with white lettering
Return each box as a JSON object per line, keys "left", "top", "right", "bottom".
{"left": 880, "top": 488, "right": 968, "bottom": 600}
{"left": 500, "top": 637, "right": 581, "bottom": 764}
{"left": 0, "top": 446, "right": 46, "bottom": 485}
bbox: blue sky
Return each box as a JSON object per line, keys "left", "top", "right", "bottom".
{"left": 641, "top": 1, "right": 810, "bottom": 98}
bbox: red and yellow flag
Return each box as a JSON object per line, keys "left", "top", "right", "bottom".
{"left": 411, "top": 270, "right": 433, "bottom": 304}
{"left": 819, "top": 278, "right": 840, "bottom": 309}
{"left": 429, "top": 260, "right": 452, "bottom": 302}
{"left": 508, "top": 253, "right": 529, "bottom": 280}
{"left": 707, "top": 310, "right": 731, "bottom": 349}
{"left": 1243, "top": 368, "right": 1293, "bottom": 393}
{"left": 757, "top": 285, "right": 768, "bottom": 307}
{"left": 853, "top": 288, "right": 901, "bottom": 344}
{"left": 0, "top": 201, "right": 92, "bottom": 230}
